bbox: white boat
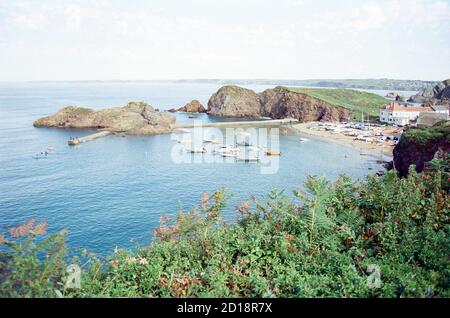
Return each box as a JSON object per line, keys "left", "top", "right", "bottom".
{"left": 299, "top": 138, "right": 308, "bottom": 142}
{"left": 214, "top": 147, "right": 240, "bottom": 154}
{"left": 247, "top": 146, "right": 261, "bottom": 151}
{"left": 203, "top": 139, "right": 221, "bottom": 144}
{"left": 187, "top": 147, "right": 207, "bottom": 153}
{"left": 237, "top": 156, "right": 260, "bottom": 162}
{"left": 178, "top": 139, "right": 192, "bottom": 144}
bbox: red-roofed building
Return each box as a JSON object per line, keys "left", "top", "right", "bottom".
{"left": 380, "top": 102, "right": 431, "bottom": 126}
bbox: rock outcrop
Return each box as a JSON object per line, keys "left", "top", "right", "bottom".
{"left": 386, "top": 92, "right": 404, "bottom": 102}
{"left": 207, "top": 85, "right": 350, "bottom": 121}
{"left": 177, "top": 100, "right": 206, "bottom": 113}
{"left": 34, "top": 101, "right": 175, "bottom": 135}
{"left": 408, "top": 79, "right": 450, "bottom": 105}
{"left": 393, "top": 121, "right": 450, "bottom": 177}
{"left": 207, "top": 86, "right": 261, "bottom": 117}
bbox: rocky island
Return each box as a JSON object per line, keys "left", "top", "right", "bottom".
{"left": 168, "top": 100, "right": 206, "bottom": 113}
{"left": 207, "top": 85, "right": 388, "bottom": 121}
{"left": 33, "top": 101, "right": 175, "bottom": 135}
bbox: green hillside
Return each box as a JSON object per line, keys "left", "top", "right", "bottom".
{"left": 280, "top": 86, "right": 389, "bottom": 120}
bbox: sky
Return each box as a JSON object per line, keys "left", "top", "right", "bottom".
{"left": 0, "top": 0, "right": 449, "bottom": 81}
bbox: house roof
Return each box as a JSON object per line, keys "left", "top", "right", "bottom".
{"left": 383, "top": 102, "right": 431, "bottom": 112}
{"left": 418, "top": 112, "right": 448, "bottom": 119}
{"left": 431, "top": 105, "right": 449, "bottom": 111}
{"left": 417, "top": 112, "right": 449, "bottom": 127}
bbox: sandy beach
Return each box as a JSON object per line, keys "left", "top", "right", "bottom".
{"left": 288, "top": 122, "right": 398, "bottom": 159}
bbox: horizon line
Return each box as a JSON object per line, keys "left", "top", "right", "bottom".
{"left": 0, "top": 78, "right": 442, "bottom": 83}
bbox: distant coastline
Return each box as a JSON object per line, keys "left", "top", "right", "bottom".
{"left": 0, "top": 78, "right": 437, "bottom": 91}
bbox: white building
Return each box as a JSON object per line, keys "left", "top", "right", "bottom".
{"left": 379, "top": 102, "right": 431, "bottom": 126}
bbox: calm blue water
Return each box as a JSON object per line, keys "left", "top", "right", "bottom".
{"left": 0, "top": 82, "right": 387, "bottom": 255}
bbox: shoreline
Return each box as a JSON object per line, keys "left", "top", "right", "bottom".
{"left": 288, "top": 122, "right": 395, "bottom": 160}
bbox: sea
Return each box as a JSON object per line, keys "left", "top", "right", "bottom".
{"left": 0, "top": 81, "right": 418, "bottom": 254}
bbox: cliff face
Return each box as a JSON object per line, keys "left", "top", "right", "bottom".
{"left": 393, "top": 121, "right": 450, "bottom": 177}
{"left": 207, "top": 86, "right": 261, "bottom": 117}
{"left": 207, "top": 85, "right": 350, "bottom": 121}
{"left": 33, "top": 101, "right": 176, "bottom": 135}
{"left": 408, "top": 79, "right": 450, "bottom": 105}
{"left": 259, "top": 87, "right": 350, "bottom": 121}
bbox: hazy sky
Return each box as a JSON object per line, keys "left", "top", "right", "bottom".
{"left": 0, "top": 0, "right": 449, "bottom": 81}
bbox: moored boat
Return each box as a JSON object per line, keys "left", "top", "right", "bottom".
{"left": 203, "top": 139, "right": 221, "bottom": 144}
{"left": 265, "top": 151, "right": 281, "bottom": 156}
{"left": 237, "top": 156, "right": 260, "bottom": 162}
{"left": 187, "top": 147, "right": 207, "bottom": 153}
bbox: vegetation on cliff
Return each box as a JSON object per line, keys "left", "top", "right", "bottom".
{"left": 1, "top": 166, "right": 448, "bottom": 298}
{"left": 405, "top": 121, "right": 450, "bottom": 145}
{"left": 278, "top": 87, "right": 389, "bottom": 119}
{"left": 393, "top": 121, "right": 450, "bottom": 177}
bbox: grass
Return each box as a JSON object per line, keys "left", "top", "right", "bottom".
{"left": 62, "top": 106, "right": 94, "bottom": 114}
{"left": 278, "top": 86, "right": 389, "bottom": 120}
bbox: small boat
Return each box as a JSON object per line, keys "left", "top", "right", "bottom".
{"left": 178, "top": 139, "right": 192, "bottom": 144}
{"left": 188, "top": 115, "right": 198, "bottom": 119}
{"left": 265, "top": 151, "right": 281, "bottom": 156}
{"left": 214, "top": 147, "right": 240, "bottom": 154}
{"left": 237, "top": 156, "right": 260, "bottom": 162}
{"left": 299, "top": 138, "right": 308, "bottom": 142}
{"left": 247, "top": 146, "right": 261, "bottom": 152}
{"left": 187, "top": 147, "right": 207, "bottom": 153}
{"left": 221, "top": 152, "right": 238, "bottom": 158}
{"left": 237, "top": 141, "right": 253, "bottom": 147}
{"left": 47, "top": 146, "right": 55, "bottom": 152}
{"left": 203, "top": 139, "right": 221, "bottom": 144}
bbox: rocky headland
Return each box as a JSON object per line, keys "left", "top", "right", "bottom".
{"left": 408, "top": 79, "right": 450, "bottom": 105}
{"left": 385, "top": 92, "right": 405, "bottom": 102}
{"left": 392, "top": 121, "right": 449, "bottom": 177}
{"left": 207, "top": 85, "right": 387, "bottom": 121}
{"left": 33, "top": 101, "right": 175, "bottom": 135}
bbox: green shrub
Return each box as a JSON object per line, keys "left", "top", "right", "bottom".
{"left": 0, "top": 220, "right": 68, "bottom": 297}
{"left": 1, "top": 168, "right": 448, "bottom": 298}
